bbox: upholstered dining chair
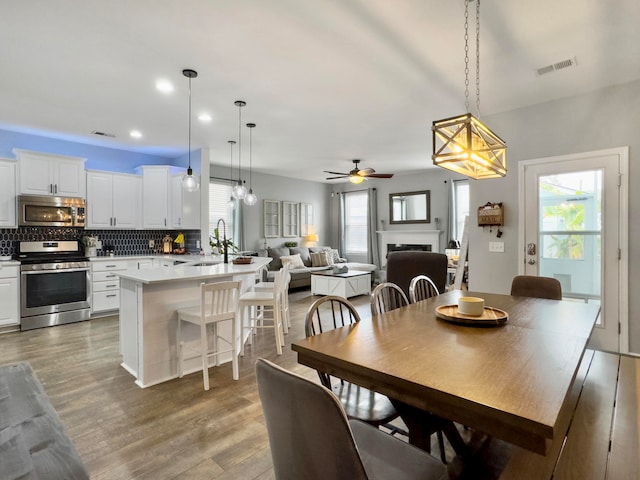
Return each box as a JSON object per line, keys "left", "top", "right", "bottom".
{"left": 255, "top": 358, "right": 448, "bottom": 480}
{"left": 409, "top": 275, "right": 440, "bottom": 303}
{"left": 386, "top": 251, "right": 448, "bottom": 298}
{"left": 370, "top": 282, "right": 409, "bottom": 316}
{"left": 175, "top": 280, "right": 241, "bottom": 390}
{"left": 305, "top": 296, "right": 401, "bottom": 430}
{"left": 510, "top": 275, "right": 562, "bottom": 300}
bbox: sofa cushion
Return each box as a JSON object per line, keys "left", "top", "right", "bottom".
{"left": 267, "top": 247, "right": 291, "bottom": 269}
{"left": 289, "top": 247, "right": 311, "bottom": 266}
{"left": 281, "top": 254, "right": 305, "bottom": 269}
{"left": 310, "top": 251, "right": 333, "bottom": 267}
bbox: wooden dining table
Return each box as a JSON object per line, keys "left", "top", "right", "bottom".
{"left": 291, "top": 290, "right": 600, "bottom": 456}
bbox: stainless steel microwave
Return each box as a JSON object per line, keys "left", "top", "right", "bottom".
{"left": 18, "top": 195, "right": 86, "bottom": 227}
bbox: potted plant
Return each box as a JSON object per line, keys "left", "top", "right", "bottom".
{"left": 209, "top": 228, "right": 238, "bottom": 256}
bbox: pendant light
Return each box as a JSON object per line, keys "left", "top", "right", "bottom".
{"left": 227, "top": 140, "right": 236, "bottom": 209}
{"left": 244, "top": 122, "right": 258, "bottom": 206}
{"left": 182, "top": 69, "right": 200, "bottom": 192}
{"left": 231, "top": 100, "right": 247, "bottom": 199}
{"left": 431, "top": 0, "right": 506, "bottom": 179}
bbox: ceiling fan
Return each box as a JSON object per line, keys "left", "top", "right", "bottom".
{"left": 324, "top": 159, "right": 394, "bottom": 184}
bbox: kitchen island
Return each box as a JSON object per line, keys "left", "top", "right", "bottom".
{"left": 117, "top": 257, "right": 271, "bottom": 388}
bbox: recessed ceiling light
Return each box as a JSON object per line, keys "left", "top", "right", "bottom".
{"left": 155, "top": 79, "right": 174, "bottom": 93}
{"left": 130, "top": 130, "right": 142, "bottom": 139}
{"left": 198, "top": 113, "right": 212, "bottom": 123}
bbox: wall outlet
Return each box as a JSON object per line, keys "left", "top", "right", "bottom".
{"left": 148, "top": 239, "right": 155, "bottom": 248}
{"left": 489, "top": 241, "right": 505, "bottom": 253}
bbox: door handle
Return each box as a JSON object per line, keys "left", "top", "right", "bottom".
{"left": 527, "top": 259, "right": 536, "bottom": 265}
{"left": 527, "top": 243, "right": 536, "bottom": 256}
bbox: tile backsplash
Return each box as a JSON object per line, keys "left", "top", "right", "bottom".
{"left": 0, "top": 228, "right": 201, "bottom": 257}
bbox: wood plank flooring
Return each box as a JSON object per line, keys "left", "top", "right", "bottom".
{"left": 0, "top": 290, "right": 382, "bottom": 479}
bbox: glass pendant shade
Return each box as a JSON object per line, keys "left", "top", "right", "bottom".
{"left": 182, "top": 69, "right": 200, "bottom": 192}
{"left": 349, "top": 175, "right": 365, "bottom": 184}
{"left": 182, "top": 167, "right": 200, "bottom": 192}
{"left": 432, "top": 113, "right": 506, "bottom": 179}
{"left": 228, "top": 196, "right": 236, "bottom": 209}
{"left": 232, "top": 183, "right": 247, "bottom": 199}
{"left": 244, "top": 189, "right": 257, "bottom": 205}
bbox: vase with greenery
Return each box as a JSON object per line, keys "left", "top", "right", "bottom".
{"left": 210, "top": 228, "right": 238, "bottom": 256}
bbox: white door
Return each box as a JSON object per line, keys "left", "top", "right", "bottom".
{"left": 519, "top": 148, "right": 628, "bottom": 353}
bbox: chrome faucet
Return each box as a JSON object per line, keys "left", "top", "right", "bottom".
{"left": 216, "top": 218, "right": 228, "bottom": 264}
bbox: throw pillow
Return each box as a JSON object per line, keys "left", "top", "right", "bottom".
{"left": 310, "top": 251, "right": 333, "bottom": 267}
{"left": 280, "top": 253, "right": 305, "bottom": 269}
{"left": 267, "top": 247, "right": 291, "bottom": 269}
{"left": 329, "top": 249, "right": 341, "bottom": 264}
{"left": 289, "top": 247, "right": 311, "bottom": 266}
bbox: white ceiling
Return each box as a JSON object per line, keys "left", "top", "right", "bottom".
{"left": 2, "top": 0, "right": 639, "bottom": 183}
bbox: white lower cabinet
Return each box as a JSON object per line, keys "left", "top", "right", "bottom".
{"left": 91, "top": 258, "right": 157, "bottom": 313}
{"left": 0, "top": 265, "right": 20, "bottom": 327}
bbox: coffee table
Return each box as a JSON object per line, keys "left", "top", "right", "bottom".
{"left": 311, "top": 270, "right": 371, "bottom": 298}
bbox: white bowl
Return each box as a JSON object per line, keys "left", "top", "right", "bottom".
{"left": 458, "top": 296, "right": 485, "bottom": 316}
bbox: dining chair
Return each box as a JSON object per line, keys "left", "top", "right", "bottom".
{"left": 175, "top": 280, "right": 241, "bottom": 390}
{"left": 255, "top": 358, "right": 448, "bottom": 480}
{"left": 386, "top": 251, "right": 448, "bottom": 298}
{"left": 510, "top": 275, "right": 562, "bottom": 300}
{"left": 409, "top": 275, "right": 440, "bottom": 303}
{"left": 370, "top": 282, "right": 409, "bottom": 316}
{"left": 305, "top": 295, "right": 401, "bottom": 430}
{"left": 239, "top": 267, "right": 287, "bottom": 356}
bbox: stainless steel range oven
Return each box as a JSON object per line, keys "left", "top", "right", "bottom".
{"left": 16, "top": 241, "right": 90, "bottom": 331}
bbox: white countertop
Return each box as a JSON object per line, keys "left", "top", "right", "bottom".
{"left": 117, "top": 257, "right": 271, "bottom": 284}
{"left": 89, "top": 254, "right": 205, "bottom": 263}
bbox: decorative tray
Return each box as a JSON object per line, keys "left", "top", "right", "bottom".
{"left": 232, "top": 257, "right": 254, "bottom": 265}
{"left": 435, "top": 305, "right": 508, "bottom": 327}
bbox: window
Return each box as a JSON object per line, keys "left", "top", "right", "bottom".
{"left": 453, "top": 180, "right": 470, "bottom": 242}
{"left": 209, "top": 181, "right": 235, "bottom": 242}
{"left": 343, "top": 191, "right": 368, "bottom": 255}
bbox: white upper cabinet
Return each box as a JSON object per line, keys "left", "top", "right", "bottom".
{"left": 140, "top": 166, "right": 170, "bottom": 229}
{"left": 170, "top": 174, "right": 201, "bottom": 229}
{"left": 86, "top": 171, "right": 141, "bottom": 229}
{"left": 0, "top": 159, "right": 17, "bottom": 227}
{"left": 15, "top": 149, "right": 86, "bottom": 197}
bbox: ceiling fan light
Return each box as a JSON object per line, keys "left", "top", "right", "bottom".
{"left": 349, "top": 175, "right": 365, "bottom": 184}
{"left": 432, "top": 113, "right": 506, "bottom": 179}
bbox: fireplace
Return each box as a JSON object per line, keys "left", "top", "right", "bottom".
{"left": 387, "top": 243, "right": 432, "bottom": 253}
{"left": 377, "top": 230, "right": 441, "bottom": 268}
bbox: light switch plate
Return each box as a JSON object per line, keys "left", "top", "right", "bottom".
{"left": 489, "top": 241, "right": 505, "bottom": 253}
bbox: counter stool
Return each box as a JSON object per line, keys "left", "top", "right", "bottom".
{"left": 239, "top": 267, "right": 288, "bottom": 355}
{"left": 176, "top": 280, "right": 241, "bottom": 390}
{"left": 252, "top": 265, "right": 291, "bottom": 333}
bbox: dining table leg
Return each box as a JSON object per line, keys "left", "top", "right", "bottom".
{"left": 391, "top": 400, "right": 470, "bottom": 461}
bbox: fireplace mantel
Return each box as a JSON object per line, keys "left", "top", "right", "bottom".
{"left": 377, "top": 230, "right": 441, "bottom": 267}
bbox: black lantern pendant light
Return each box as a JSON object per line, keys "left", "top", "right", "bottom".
{"left": 182, "top": 69, "right": 200, "bottom": 192}
{"left": 431, "top": 0, "right": 506, "bottom": 179}
{"left": 244, "top": 123, "right": 257, "bottom": 206}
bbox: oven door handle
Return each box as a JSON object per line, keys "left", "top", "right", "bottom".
{"left": 21, "top": 268, "right": 91, "bottom": 275}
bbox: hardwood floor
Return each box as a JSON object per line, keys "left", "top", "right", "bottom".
{"left": 0, "top": 290, "right": 380, "bottom": 479}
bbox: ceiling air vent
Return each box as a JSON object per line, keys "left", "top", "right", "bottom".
{"left": 536, "top": 57, "right": 577, "bottom": 76}
{"left": 92, "top": 131, "right": 116, "bottom": 138}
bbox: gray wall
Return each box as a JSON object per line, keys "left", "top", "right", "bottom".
{"left": 468, "top": 78, "right": 639, "bottom": 352}
{"left": 209, "top": 163, "right": 332, "bottom": 252}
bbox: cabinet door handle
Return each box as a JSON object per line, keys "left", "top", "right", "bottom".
{"left": 164, "top": 218, "right": 167, "bottom": 226}
{"left": 50, "top": 184, "right": 53, "bottom": 194}
{"left": 106, "top": 284, "right": 118, "bottom": 288}
{"left": 106, "top": 274, "right": 117, "bottom": 278}
{"left": 113, "top": 217, "right": 116, "bottom": 226}
{"left": 106, "top": 294, "right": 117, "bottom": 298}
{"left": 54, "top": 184, "right": 57, "bottom": 194}
{"left": 105, "top": 265, "right": 117, "bottom": 268}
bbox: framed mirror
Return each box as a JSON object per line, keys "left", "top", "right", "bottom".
{"left": 389, "top": 190, "right": 431, "bottom": 224}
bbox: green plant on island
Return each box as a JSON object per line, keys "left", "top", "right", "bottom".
{"left": 209, "top": 228, "right": 238, "bottom": 254}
